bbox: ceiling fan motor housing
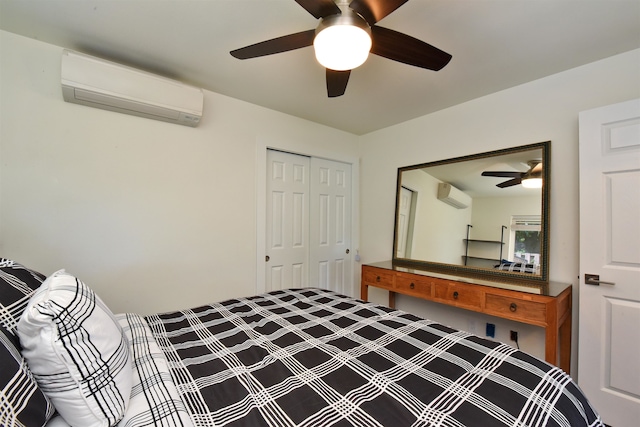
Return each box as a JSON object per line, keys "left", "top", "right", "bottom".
{"left": 315, "top": 3, "right": 371, "bottom": 37}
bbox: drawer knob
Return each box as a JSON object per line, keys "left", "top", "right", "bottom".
{"left": 376, "top": 276, "right": 381, "bottom": 282}
{"left": 410, "top": 283, "right": 415, "bottom": 289}
{"left": 453, "top": 291, "right": 459, "bottom": 300}
{"left": 510, "top": 302, "right": 517, "bottom": 312}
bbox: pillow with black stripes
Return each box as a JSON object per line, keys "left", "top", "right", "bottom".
{"left": 17, "top": 270, "right": 132, "bottom": 427}
{"left": 0, "top": 324, "right": 55, "bottom": 427}
{"left": 0, "top": 258, "right": 46, "bottom": 334}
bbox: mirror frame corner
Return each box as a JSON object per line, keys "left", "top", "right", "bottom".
{"left": 392, "top": 140, "right": 551, "bottom": 285}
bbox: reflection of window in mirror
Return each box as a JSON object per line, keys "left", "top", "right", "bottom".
{"left": 509, "top": 215, "right": 541, "bottom": 265}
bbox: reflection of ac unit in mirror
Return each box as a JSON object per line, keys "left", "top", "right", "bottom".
{"left": 437, "top": 183, "right": 471, "bottom": 209}
{"left": 61, "top": 49, "right": 204, "bottom": 127}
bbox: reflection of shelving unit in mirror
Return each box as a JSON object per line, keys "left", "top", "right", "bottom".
{"left": 463, "top": 225, "right": 507, "bottom": 268}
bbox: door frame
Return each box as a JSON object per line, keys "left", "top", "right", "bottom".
{"left": 255, "top": 138, "right": 360, "bottom": 296}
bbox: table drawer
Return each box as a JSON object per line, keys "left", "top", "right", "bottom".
{"left": 395, "top": 274, "right": 432, "bottom": 296}
{"left": 362, "top": 267, "right": 395, "bottom": 290}
{"left": 434, "top": 282, "right": 483, "bottom": 309}
{"left": 485, "top": 294, "right": 546, "bottom": 323}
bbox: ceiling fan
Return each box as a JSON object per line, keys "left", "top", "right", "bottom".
{"left": 481, "top": 160, "right": 543, "bottom": 188}
{"left": 229, "top": 0, "right": 452, "bottom": 97}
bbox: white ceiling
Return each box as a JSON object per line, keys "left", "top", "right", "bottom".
{"left": 1, "top": 0, "right": 639, "bottom": 135}
{"left": 423, "top": 145, "right": 543, "bottom": 197}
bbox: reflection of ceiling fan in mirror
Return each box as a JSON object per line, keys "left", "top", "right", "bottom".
{"left": 481, "top": 160, "right": 543, "bottom": 188}
{"left": 229, "top": 0, "right": 452, "bottom": 97}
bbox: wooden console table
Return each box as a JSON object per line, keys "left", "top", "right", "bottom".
{"left": 361, "top": 261, "right": 572, "bottom": 372}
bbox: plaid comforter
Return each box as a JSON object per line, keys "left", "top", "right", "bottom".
{"left": 141, "top": 288, "right": 602, "bottom": 427}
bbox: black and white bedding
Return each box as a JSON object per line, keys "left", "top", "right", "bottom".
{"left": 1, "top": 260, "right": 603, "bottom": 427}
{"left": 139, "top": 288, "right": 602, "bottom": 427}
{"left": 495, "top": 262, "right": 540, "bottom": 274}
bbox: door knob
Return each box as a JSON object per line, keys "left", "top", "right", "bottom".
{"left": 346, "top": 249, "right": 350, "bottom": 254}
{"left": 265, "top": 255, "right": 270, "bottom": 262}
{"left": 585, "top": 274, "right": 615, "bottom": 286}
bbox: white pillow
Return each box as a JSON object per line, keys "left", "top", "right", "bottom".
{"left": 17, "top": 270, "right": 132, "bottom": 427}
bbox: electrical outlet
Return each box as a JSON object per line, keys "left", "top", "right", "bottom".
{"left": 486, "top": 323, "right": 495, "bottom": 338}
{"left": 510, "top": 330, "right": 518, "bottom": 341}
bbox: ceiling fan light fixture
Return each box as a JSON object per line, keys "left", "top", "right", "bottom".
{"left": 521, "top": 177, "right": 543, "bottom": 188}
{"left": 314, "top": 12, "right": 371, "bottom": 71}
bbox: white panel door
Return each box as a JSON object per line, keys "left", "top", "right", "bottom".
{"left": 266, "top": 150, "right": 310, "bottom": 291}
{"left": 310, "top": 157, "right": 352, "bottom": 294}
{"left": 396, "top": 186, "right": 415, "bottom": 259}
{"left": 578, "top": 98, "right": 640, "bottom": 426}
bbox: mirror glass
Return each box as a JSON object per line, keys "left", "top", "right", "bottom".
{"left": 393, "top": 141, "right": 550, "bottom": 284}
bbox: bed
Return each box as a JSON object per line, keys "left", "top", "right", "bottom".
{"left": 494, "top": 261, "right": 540, "bottom": 275}
{"left": 1, "top": 259, "right": 603, "bottom": 427}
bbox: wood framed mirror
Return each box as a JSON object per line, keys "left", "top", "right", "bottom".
{"left": 392, "top": 141, "right": 550, "bottom": 284}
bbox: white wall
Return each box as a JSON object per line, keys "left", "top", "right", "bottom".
{"left": 471, "top": 195, "right": 540, "bottom": 261}
{"left": 401, "top": 169, "right": 471, "bottom": 264}
{"left": 0, "top": 31, "right": 359, "bottom": 315}
{"left": 359, "top": 48, "right": 640, "bottom": 374}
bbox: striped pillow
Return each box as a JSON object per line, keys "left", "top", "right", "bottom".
{"left": 0, "top": 325, "right": 55, "bottom": 427}
{"left": 17, "top": 270, "right": 132, "bottom": 427}
{"left": 0, "top": 258, "right": 46, "bottom": 334}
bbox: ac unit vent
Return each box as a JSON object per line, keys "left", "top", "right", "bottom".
{"left": 437, "top": 183, "right": 471, "bottom": 209}
{"left": 61, "top": 49, "right": 203, "bottom": 127}
{"left": 73, "top": 88, "right": 182, "bottom": 121}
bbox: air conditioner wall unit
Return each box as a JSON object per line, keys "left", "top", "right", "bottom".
{"left": 437, "top": 183, "right": 471, "bottom": 209}
{"left": 61, "top": 49, "right": 203, "bottom": 127}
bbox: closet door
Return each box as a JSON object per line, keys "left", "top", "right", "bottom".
{"left": 309, "top": 157, "right": 352, "bottom": 295}
{"left": 265, "top": 150, "right": 310, "bottom": 291}
{"left": 265, "top": 150, "right": 353, "bottom": 294}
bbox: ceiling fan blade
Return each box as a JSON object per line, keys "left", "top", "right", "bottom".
{"left": 497, "top": 178, "right": 522, "bottom": 188}
{"left": 481, "top": 171, "right": 523, "bottom": 178}
{"left": 370, "top": 26, "right": 452, "bottom": 71}
{"left": 230, "top": 29, "right": 315, "bottom": 59}
{"left": 294, "top": 0, "right": 341, "bottom": 19}
{"left": 350, "top": 0, "right": 408, "bottom": 25}
{"left": 326, "top": 69, "right": 351, "bottom": 97}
